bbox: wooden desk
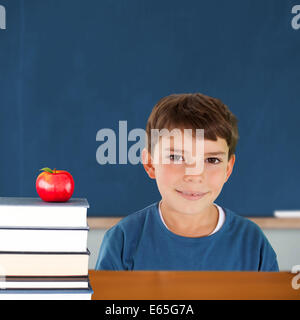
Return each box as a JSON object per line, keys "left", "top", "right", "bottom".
{"left": 89, "top": 270, "right": 300, "bottom": 300}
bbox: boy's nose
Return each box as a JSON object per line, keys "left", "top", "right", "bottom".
{"left": 183, "top": 166, "right": 204, "bottom": 183}
{"left": 183, "top": 174, "right": 203, "bottom": 183}
{"left": 183, "top": 158, "right": 204, "bottom": 177}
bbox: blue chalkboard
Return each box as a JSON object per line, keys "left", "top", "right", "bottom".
{"left": 1, "top": 0, "right": 300, "bottom": 217}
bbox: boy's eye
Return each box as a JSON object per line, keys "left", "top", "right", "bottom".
{"left": 167, "top": 155, "right": 222, "bottom": 164}
{"left": 169, "top": 154, "right": 184, "bottom": 162}
{"left": 206, "top": 157, "right": 221, "bottom": 164}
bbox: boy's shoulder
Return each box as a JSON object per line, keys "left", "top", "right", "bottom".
{"left": 108, "top": 202, "right": 158, "bottom": 233}
{"left": 226, "top": 207, "right": 258, "bottom": 225}
{"left": 224, "top": 207, "right": 267, "bottom": 238}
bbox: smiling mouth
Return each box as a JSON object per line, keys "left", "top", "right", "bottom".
{"left": 175, "top": 189, "right": 208, "bottom": 200}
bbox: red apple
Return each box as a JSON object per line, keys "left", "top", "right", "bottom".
{"left": 36, "top": 167, "right": 74, "bottom": 202}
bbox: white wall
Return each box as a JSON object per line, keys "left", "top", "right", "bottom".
{"left": 263, "top": 229, "right": 300, "bottom": 271}
{"left": 88, "top": 229, "right": 300, "bottom": 271}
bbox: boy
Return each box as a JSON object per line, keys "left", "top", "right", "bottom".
{"left": 95, "top": 93, "right": 279, "bottom": 271}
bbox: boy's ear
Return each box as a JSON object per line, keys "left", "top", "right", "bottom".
{"left": 142, "top": 148, "right": 156, "bottom": 179}
{"left": 225, "top": 154, "right": 236, "bottom": 183}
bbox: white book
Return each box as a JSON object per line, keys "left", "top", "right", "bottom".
{"left": 0, "top": 251, "right": 89, "bottom": 276}
{"left": 0, "top": 287, "right": 93, "bottom": 300}
{"left": 0, "top": 227, "right": 89, "bottom": 252}
{"left": 274, "top": 211, "right": 300, "bottom": 218}
{"left": 0, "top": 197, "right": 89, "bottom": 227}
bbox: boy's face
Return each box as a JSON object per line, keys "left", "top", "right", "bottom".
{"left": 142, "top": 130, "right": 235, "bottom": 216}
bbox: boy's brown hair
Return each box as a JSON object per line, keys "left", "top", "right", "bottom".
{"left": 145, "top": 93, "right": 239, "bottom": 160}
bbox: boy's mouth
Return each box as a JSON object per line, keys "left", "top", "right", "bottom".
{"left": 175, "top": 189, "right": 208, "bottom": 201}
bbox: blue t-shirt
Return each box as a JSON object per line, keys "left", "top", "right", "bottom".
{"left": 95, "top": 202, "right": 279, "bottom": 271}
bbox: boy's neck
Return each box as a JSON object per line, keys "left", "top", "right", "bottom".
{"left": 159, "top": 200, "right": 219, "bottom": 238}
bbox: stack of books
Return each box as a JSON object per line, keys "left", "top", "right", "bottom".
{"left": 0, "top": 197, "right": 93, "bottom": 300}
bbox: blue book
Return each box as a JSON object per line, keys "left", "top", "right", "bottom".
{"left": 0, "top": 276, "right": 89, "bottom": 289}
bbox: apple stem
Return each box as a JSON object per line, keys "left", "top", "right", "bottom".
{"left": 40, "top": 167, "right": 54, "bottom": 174}
{"left": 54, "top": 168, "right": 56, "bottom": 174}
